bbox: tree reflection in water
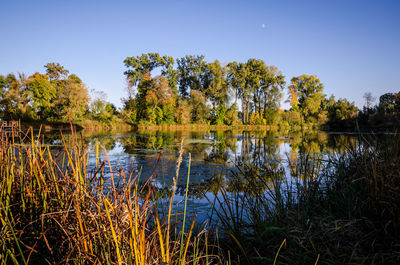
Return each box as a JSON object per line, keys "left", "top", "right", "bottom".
{"left": 41, "top": 129, "right": 358, "bottom": 218}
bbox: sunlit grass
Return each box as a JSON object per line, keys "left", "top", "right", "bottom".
{"left": 0, "top": 127, "right": 221, "bottom": 264}
{"left": 2, "top": 125, "right": 399, "bottom": 265}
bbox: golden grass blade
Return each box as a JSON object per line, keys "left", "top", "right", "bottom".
{"left": 273, "top": 238, "right": 286, "bottom": 265}
{"left": 104, "top": 198, "right": 122, "bottom": 265}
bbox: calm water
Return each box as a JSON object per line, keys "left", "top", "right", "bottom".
{"left": 45, "top": 129, "right": 360, "bottom": 222}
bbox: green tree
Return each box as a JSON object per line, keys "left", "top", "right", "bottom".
{"left": 327, "top": 98, "right": 358, "bottom": 128}
{"left": 378, "top": 93, "right": 396, "bottom": 114}
{"left": 0, "top": 64, "right": 90, "bottom": 123}
{"left": 124, "top": 53, "right": 176, "bottom": 95}
{"left": 51, "top": 72, "right": 89, "bottom": 122}
{"left": 289, "top": 74, "right": 325, "bottom": 122}
{"left": 259, "top": 66, "right": 285, "bottom": 124}
{"left": 160, "top": 56, "right": 179, "bottom": 95}
{"left": 282, "top": 110, "right": 302, "bottom": 125}
{"left": 190, "top": 90, "right": 209, "bottom": 123}
{"left": 214, "top": 105, "right": 226, "bottom": 125}
{"left": 242, "top": 59, "right": 264, "bottom": 124}
{"left": 0, "top": 74, "right": 10, "bottom": 115}
{"left": 227, "top": 59, "right": 285, "bottom": 125}
{"left": 0, "top": 75, "right": 6, "bottom": 99}
{"left": 224, "top": 103, "right": 241, "bottom": 125}
{"left": 177, "top": 55, "right": 207, "bottom": 98}
{"left": 0, "top": 73, "right": 32, "bottom": 119}
{"left": 203, "top": 60, "right": 229, "bottom": 122}
{"left": 227, "top": 61, "right": 246, "bottom": 106}
{"left": 135, "top": 73, "right": 175, "bottom": 124}
{"left": 247, "top": 59, "right": 266, "bottom": 117}
{"left": 90, "top": 90, "right": 109, "bottom": 121}
{"left": 26, "top": 72, "right": 56, "bottom": 119}
{"left": 64, "top": 74, "right": 90, "bottom": 121}
{"left": 175, "top": 99, "right": 191, "bottom": 124}
{"left": 44, "top": 62, "right": 69, "bottom": 81}
{"left": 120, "top": 97, "right": 137, "bottom": 124}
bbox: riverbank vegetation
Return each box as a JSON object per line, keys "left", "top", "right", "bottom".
{"left": 6, "top": 53, "right": 396, "bottom": 131}
{"left": 0, "top": 63, "right": 127, "bottom": 130}
{"left": 121, "top": 53, "right": 359, "bottom": 130}
{"left": 206, "top": 135, "right": 400, "bottom": 264}
{"left": 1, "top": 53, "right": 398, "bottom": 131}
{"left": 1, "top": 127, "right": 399, "bottom": 264}
{"left": 0, "top": 128, "right": 221, "bottom": 264}
{"left": 355, "top": 92, "right": 400, "bottom": 130}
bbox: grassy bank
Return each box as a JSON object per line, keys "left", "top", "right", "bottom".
{"left": 0, "top": 128, "right": 222, "bottom": 264}
{"left": 12, "top": 118, "right": 133, "bottom": 132}
{"left": 76, "top": 117, "right": 133, "bottom": 130}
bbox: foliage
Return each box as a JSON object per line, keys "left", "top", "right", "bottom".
{"left": 123, "top": 53, "right": 175, "bottom": 90}
{"left": 227, "top": 61, "right": 246, "bottom": 105}
{"left": 177, "top": 55, "right": 208, "bottom": 98}
{"left": 135, "top": 73, "right": 175, "bottom": 125}
{"left": 189, "top": 90, "right": 209, "bottom": 123}
{"left": 281, "top": 110, "right": 302, "bottom": 125}
{"left": 175, "top": 99, "right": 191, "bottom": 124}
{"left": 44, "top": 62, "right": 69, "bottom": 80}
{"left": 89, "top": 90, "right": 117, "bottom": 122}
{"left": 213, "top": 105, "right": 226, "bottom": 125}
{"left": 224, "top": 103, "right": 241, "bottom": 126}
{"left": 120, "top": 97, "right": 137, "bottom": 124}
{"left": 355, "top": 91, "right": 400, "bottom": 131}
{"left": 378, "top": 92, "right": 400, "bottom": 114}
{"left": 203, "top": 60, "right": 229, "bottom": 113}
{"left": 26, "top": 72, "right": 56, "bottom": 119}
{"left": 2, "top": 54, "right": 399, "bottom": 131}
{"left": 288, "top": 74, "right": 324, "bottom": 122}
{"left": 53, "top": 73, "right": 89, "bottom": 122}
{"left": 0, "top": 73, "right": 31, "bottom": 120}
{"left": 327, "top": 98, "right": 358, "bottom": 125}
{"left": 0, "top": 129, "right": 217, "bottom": 264}
{"left": 0, "top": 63, "right": 92, "bottom": 123}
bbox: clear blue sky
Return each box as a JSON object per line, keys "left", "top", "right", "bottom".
{"left": 1, "top": 0, "right": 399, "bottom": 108}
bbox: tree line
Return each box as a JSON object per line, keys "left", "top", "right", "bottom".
{"left": 356, "top": 91, "right": 400, "bottom": 130}
{"left": 2, "top": 54, "right": 396, "bottom": 130}
{"left": 120, "top": 53, "right": 358, "bottom": 128}
{"left": 0, "top": 63, "right": 117, "bottom": 124}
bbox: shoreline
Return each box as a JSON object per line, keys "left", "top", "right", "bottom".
{"left": 133, "top": 123, "right": 319, "bottom": 131}
{"left": 11, "top": 119, "right": 399, "bottom": 134}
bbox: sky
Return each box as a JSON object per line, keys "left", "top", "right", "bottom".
{"left": 1, "top": 0, "right": 399, "bottom": 109}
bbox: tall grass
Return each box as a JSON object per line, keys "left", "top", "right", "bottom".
{"left": 206, "top": 135, "right": 400, "bottom": 265}
{"left": 3, "top": 125, "right": 400, "bottom": 264}
{"left": 0, "top": 127, "right": 221, "bottom": 264}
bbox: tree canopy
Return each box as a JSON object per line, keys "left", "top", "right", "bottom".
{"left": 6, "top": 54, "right": 395, "bottom": 132}
{"left": 0, "top": 63, "right": 90, "bottom": 122}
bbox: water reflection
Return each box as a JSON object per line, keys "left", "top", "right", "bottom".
{"left": 40, "top": 129, "right": 359, "bottom": 198}
{"left": 37, "top": 129, "right": 363, "bottom": 220}
{"left": 36, "top": 129, "right": 393, "bottom": 225}
{"left": 85, "top": 130, "right": 357, "bottom": 184}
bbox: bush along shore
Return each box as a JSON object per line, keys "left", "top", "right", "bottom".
{"left": 1, "top": 127, "right": 400, "bottom": 264}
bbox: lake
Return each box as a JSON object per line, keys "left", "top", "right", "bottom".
{"left": 43, "top": 129, "right": 360, "bottom": 223}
